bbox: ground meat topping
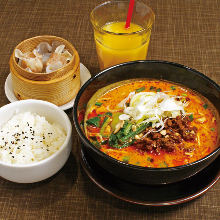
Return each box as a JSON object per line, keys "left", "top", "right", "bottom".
{"left": 134, "top": 116, "right": 197, "bottom": 154}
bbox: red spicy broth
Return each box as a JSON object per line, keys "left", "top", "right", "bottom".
{"left": 82, "top": 79, "right": 219, "bottom": 168}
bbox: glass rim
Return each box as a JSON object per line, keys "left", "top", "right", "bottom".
{"left": 90, "top": 0, "right": 155, "bottom": 36}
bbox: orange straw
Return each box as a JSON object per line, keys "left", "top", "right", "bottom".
{"left": 125, "top": 0, "right": 135, "bottom": 29}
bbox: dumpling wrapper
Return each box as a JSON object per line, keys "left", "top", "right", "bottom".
{"left": 15, "top": 49, "right": 43, "bottom": 73}
{"left": 45, "top": 45, "right": 73, "bottom": 73}
{"left": 14, "top": 42, "right": 73, "bottom": 73}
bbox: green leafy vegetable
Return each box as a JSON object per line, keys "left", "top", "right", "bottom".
{"left": 182, "top": 93, "right": 187, "bottom": 97}
{"left": 95, "top": 102, "right": 103, "bottom": 106}
{"left": 111, "top": 141, "right": 133, "bottom": 149}
{"left": 108, "top": 132, "right": 134, "bottom": 149}
{"left": 189, "top": 114, "right": 194, "bottom": 121}
{"left": 101, "top": 140, "right": 108, "bottom": 145}
{"left": 117, "top": 121, "right": 133, "bottom": 138}
{"left": 210, "top": 128, "right": 215, "bottom": 131}
{"left": 105, "top": 112, "right": 112, "bottom": 116}
{"left": 136, "top": 87, "right": 145, "bottom": 93}
{"left": 116, "top": 129, "right": 124, "bottom": 140}
{"left": 171, "top": 86, "right": 176, "bottom": 90}
{"left": 120, "top": 123, "right": 150, "bottom": 142}
{"left": 203, "top": 104, "right": 208, "bottom": 109}
{"left": 109, "top": 121, "right": 150, "bottom": 149}
{"left": 123, "top": 122, "right": 132, "bottom": 135}
{"left": 86, "top": 117, "right": 100, "bottom": 127}
{"left": 109, "top": 133, "right": 118, "bottom": 146}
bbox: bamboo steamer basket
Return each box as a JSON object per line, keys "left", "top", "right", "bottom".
{"left": 9, "top": 35, "right": 80, "bottom": 106}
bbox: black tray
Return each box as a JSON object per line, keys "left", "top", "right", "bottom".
{"left": 79, "top": 144, "right": 220, "bottom": 206}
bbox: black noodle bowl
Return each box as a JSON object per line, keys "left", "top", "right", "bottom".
{"left": 73, "top": 60, "right": 220, "bottom": 184}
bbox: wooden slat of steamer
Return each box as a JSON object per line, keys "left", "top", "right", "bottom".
{"left": 11, "top": 62, "right": 80, "bottom": 106}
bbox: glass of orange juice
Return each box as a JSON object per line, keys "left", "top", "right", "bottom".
{"left": 90, "top": 0, "right": 155, "bottom": 70}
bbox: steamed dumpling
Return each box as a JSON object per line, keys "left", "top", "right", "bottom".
{"left": 46, "top": 45, "right": 73, "bottom": 73}
{"left": 15, "top": 49, "right": 43, "bottom": 73}
{"left": 36, "top": 42, "right": 52, "bottom": 55}
{"left": 36, "top": 42, "right": 52, "bottom": 66}
{"left": 15, "top": 41, "right": 73, "bottom": 73}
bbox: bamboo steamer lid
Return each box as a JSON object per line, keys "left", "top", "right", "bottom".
{"left": 9, "top": 35, "right": 80, "bottom": 106}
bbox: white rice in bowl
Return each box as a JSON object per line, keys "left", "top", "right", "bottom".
{"left": 0, "top": 112, "right": 66, "bottom": 165}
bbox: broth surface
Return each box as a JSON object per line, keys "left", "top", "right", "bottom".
{"left": 83, "top": 80, "right": 218, "bottom": 168}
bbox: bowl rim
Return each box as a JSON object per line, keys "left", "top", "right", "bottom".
{"left": 73, "top": 60, "right": 220, "bottom": 171}
{"left": 0, "top": 99, "right": 72, "bottom": 168}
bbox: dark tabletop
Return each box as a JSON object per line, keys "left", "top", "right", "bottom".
{"left": 0, "top": 0, "right": 219, "bottom": 219}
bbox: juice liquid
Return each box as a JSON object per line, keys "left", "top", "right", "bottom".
{"left": 94, "top": 21, "right": 151, "bottom": 69}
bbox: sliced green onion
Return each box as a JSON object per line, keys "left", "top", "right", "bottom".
{"left": 182, "top": 93, "right": 187, "bottom": 97}
{"left": 150, "top": 86, "right": 156, "bottom": 90}
{"left": 210, "top": 128, "right": 215, "bottom": 131}
{"left": 122, "top": 156, "right": 130, "bottom": 163}
{"left": 95, "top": 102, "right": 103, "bottom": 106}
{"left": 189, "top": 114, "right": 194, "bottom": 121}
{"left": 159, "top": 161, "right": 168, "bottom": 168}
{"left": 203, "top": 104, "right": 208, "bottom": 109}
{"left": 171, "top": 86, "right": 176, "bottom": 90}
{"left": 136, "top": 87, "right": 145, "bottom": 93}
{"left": 147, "top": 156, "right": 152, "bottom": 162}
{"left": 156, "top": 88, "right": 161, "bottom": 92}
